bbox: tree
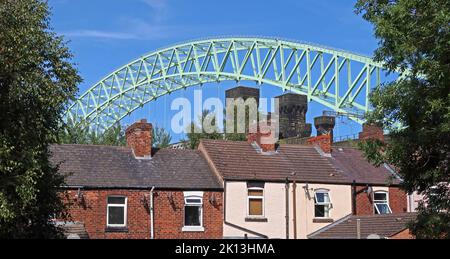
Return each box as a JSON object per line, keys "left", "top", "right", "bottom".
{"left": 186, "top": 110, "right": 223, "bottom": 149}
{"left": 0, "top": 0, "right": 81, "bottom": 238}
{"left": 58, "top": 122, "right": 126, "bottom": 146}
{"left": 355, "top": 0, "right": 450, "bottom": 238}
{"left": 152, "top": 125, "right": 172, "bottom": 148}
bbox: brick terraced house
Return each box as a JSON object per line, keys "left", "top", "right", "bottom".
{"left": 51, "top": 119, "right": 223, "bottom": 239}
{"left": 49, "top": 88, "right": 418, "bottom": 239}
{"left": 197, "top": 115, "right": 412, "bottom": 239}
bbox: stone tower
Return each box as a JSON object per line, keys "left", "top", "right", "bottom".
{"left": 276, "top": 93, "right": 312, "bottom": 139}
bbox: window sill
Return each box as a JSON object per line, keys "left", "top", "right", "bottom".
{"left": 245, "top": 217, "right": 268, "bottom": 222}
{"left": 105, "top": 226, "right": 128, "bottom": 233}
{"left": 313, "top": 218, "right": 334, "bottom": 223}
{"left": 182, "top": 226, "right": 205, "bottom": 232}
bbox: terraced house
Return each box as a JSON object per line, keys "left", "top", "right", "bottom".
{"left": 51, "top": 120, "right": 223, "bottom": 239}
{"left": 198, "top": 119, "right": 410, "bottom": 239}
{"left": 50, "top": 89, "right": 417, "bottom": 239}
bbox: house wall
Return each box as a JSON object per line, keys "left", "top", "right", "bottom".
{"left": 153, "top": 191, "right": 223, "bottom": 239}
{"left": 223, "top": 181, "right": 352, "bottom": 239}
{"left": 296, "top": 183, "right": 352, "bottom": 239}
{"left": 355, "top": 186, "right": 408, "bottom": 215}
{"left": 64, "top": 189, "right": 222, "bottom": 239}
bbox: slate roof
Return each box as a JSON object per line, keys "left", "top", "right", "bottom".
{"left": 56, "top": 222, "right": 89, "bottom": 239}
{"left": 200, "top": 140, "right": 402, "bottom": 185}
{"left": 308, "top": 213, "right": 416, "bottom": 239}
{"left": 328, "top": 147, "right": 402, "bottom": 185}
{"left": 200, "top": 140, "right": 349, "bottom": 183}
{"left": 50, "top": 144, "right": 221, "bottom": 189}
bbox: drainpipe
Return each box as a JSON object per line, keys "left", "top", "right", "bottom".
{"left": 285, "top": 177, "right": 290, "bottom": 239}
{"left": 150, "top": 186, "right": 155, "bottom": 239}
{"left": 351, "top": 180, "right": 357, "bottom": 215}
{"left": 356, "top": 219, "right": 361, "bottom": 239}
{"left": 293, "top": 179, "right": 297, "bottom": 239}
{"left": 291, "top": 172, "right": 298, "bottom": 239}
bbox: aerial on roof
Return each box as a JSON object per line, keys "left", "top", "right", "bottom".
{"left": 200, "top": 139, "right": 349, "bottom": 183}
{"left": 50, "top": 144, "right": 222, "bottom": 190}
{"left": 308, "top": 213, "right": 416, "bottom": 239}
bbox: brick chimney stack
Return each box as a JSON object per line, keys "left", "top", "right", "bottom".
{"left": 247, "top": 120, "right": 278, "bottom": 153}
{"left": 307, "top": 115, "right": 336, "bottom": 154}
{"left": 359, "top": 123, "right": 384, "bottom": 142}
{"left": 126, "top": 119, "right": 152, "bottom": 158}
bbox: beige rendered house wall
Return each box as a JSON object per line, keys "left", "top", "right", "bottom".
{"left": 223, "top": 181, "right": 353, "bottom": 239}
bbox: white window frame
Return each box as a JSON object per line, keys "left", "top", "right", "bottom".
{"left": 373, "top": 191, "right": 392, "bottom": 214}
{"left": 182, "top": 191, "right": 204, "bottom": 232}
{"left": 247, "top": 187, "right": 265, "bottom": 217}
{"left": 314, "top": 189, "right": 332, "bottom": 218}
{"left": 106, "top": 196, "right": 127, "bottom": 228}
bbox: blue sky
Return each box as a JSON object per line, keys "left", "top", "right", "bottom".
{"left": 49, "top": 0, "right": 379, "bottom": 142}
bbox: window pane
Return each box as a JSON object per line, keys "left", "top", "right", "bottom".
{"left": 108, "top": 207, "right": 125, "bottom": 225}
{"left": 186, "top": 198, "right": 202, "bottom": 204}
{"left": 249, "top": 198, "right": 263, "bottom": 216}
{"left": 248, "top": 190, "right": 263, "bottom": 196}
{"left": 375, "top": 203, "right": 391, "bottom": 214}
{"left": 374, "top": 192, "right": 387, "bottom": 201}
{"left": 108, "top": 197, "right": 125, "bottom": 204}
{"left": 315, "top": 192, "right": 324, "bottom": 203}
{"left": 185, "top": 206, "right": 201, "bottom": 226}
{"left": 315, "top": 204, "right": 325, "bottom": 217}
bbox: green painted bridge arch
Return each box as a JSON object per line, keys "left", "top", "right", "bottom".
{"left": 66, "top": 36, "right": 387, "bottom": 132}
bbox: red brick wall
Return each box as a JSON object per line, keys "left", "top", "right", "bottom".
{"left": 153, "top": 191, "right": 223, "bottom": 239}
{"left": 355, "top": 186, "right": 374, "bottom": 215}
{"left": 355, "top": 186, "right": 407, "bottom": 215}
{"left": 389, "top": 187, "right": 408, "bottom": 213}
{"left": 63, "top": 189, "right": 223, "bottom": 239}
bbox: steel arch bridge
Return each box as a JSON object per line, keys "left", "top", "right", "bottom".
{"left": 66, "top": 36, "right": 388, "bottom": 132}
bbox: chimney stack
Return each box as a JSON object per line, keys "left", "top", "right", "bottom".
{"left": 247, "top": 120, "right": 278, "bottom": 153}
{"left": 359, "top": 123, "right": 384, "bottom": 142}
{"left": 307, "top": 115, "right": 336, "bottom": 154}
{"left": 126, "top": 119, "right": 152, "bottom": 158}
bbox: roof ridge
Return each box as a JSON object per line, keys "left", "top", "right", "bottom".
{"left": 51, "top": 143, "right": 130, "bottom": 150}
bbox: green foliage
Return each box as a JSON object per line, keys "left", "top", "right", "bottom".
{"left": 59, "top": 121, "right": 173, "bottom": 148}
{"left": 58, "top": 121, "right": 126, "bottom": 146}
{"left": 356, "top": 0, "right": 450, "bottom": 238}
{"left": 152, "top": 125, "right": 172, "bottom": 149}
{"left": 186, "top": 110, "right": 223, "bottom": 149}
{"left": 0, "top": 0, "right": 81, "bottom": 238}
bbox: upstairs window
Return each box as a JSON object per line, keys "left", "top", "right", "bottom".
{"left": 314, "top": 190, "right": 331, "bottom": 218}
{"left": 373, "top": 191, "right": 392, "bottom": 214}
{"left": 107, "top": 196, "right": 127, "bottom": 227}
{"left": 183, "top": 192, "right": 204, "bottom": 231}
{"left": 248, "top": 187, "right": 264, "bottom": 216}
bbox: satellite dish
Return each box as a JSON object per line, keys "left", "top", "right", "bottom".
{"left": 67, "top": 234, "right": 81, "bottom": 239}
{"left": 367, "top": 234, "right": 381, "bottom": 239}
